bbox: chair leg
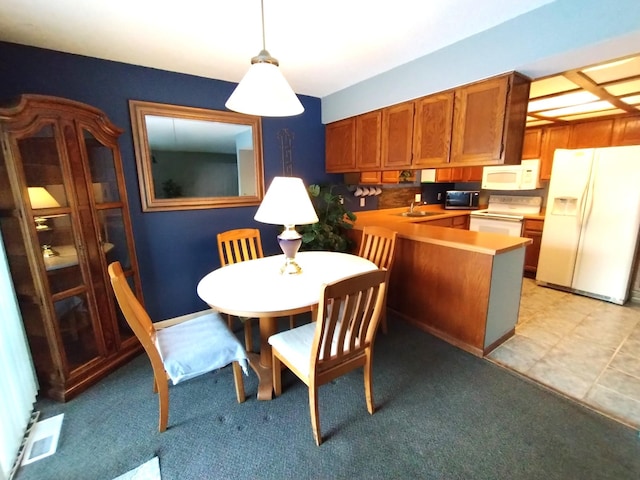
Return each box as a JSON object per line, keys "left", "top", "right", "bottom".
{"left": 272, "top": 353, "right": 282, "bottom": 396}
{"left": 309, "top": 383, "right": 322, "bottom": 446}
{"left": 156, "top": 375, "right": 169, "bottom": 432}
{"left": 232, "top": 361, "right": 246, "bottom": 403}
{"left": 244, "top": 319, "right": 253, "bottom": 352}
{"left": 364, "top": 350, "right": 376, "bottom": 415}
{"left": 289, "top": 315, "right": 295, "bottom": 329}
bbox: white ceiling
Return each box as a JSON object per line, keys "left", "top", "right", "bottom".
{"left": 0, "top": 0, "right": 555, "bottom": 98}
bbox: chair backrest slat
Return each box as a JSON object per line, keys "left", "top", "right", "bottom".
{"left": 218, "top": 228, "right": 264, "bottom": 266}
{"left": 358, "top": 226, "right": 397, "bottom": 272}
{"left": 312, "top": 269, "right": 386, "bottom": 372}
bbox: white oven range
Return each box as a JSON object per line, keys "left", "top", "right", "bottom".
{"left": 469, "top": 195, "right": 542, "bottom": 237}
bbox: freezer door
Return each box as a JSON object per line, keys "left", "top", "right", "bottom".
{"left": 572, "top": 146, "right": 640, "bottom": 302}
{"left": 536, "top": 149, "right": 593, "bottom": 287}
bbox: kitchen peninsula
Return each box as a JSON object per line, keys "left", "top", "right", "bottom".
{"left": 349, "top": 207, "right": 531, "bottom": 357}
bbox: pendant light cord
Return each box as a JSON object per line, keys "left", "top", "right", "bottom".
{"left": 260, "top": 0, "right": 266, "bottom": 51}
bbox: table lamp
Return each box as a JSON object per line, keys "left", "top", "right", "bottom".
{"left": 28, "top": 187, "right": 61, "bottom": 231}
{"left": 254, "top": 177, "right": 318, "bottom": 274}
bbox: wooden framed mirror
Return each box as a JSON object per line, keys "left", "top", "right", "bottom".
{"left": 129, "top": 100, "right": 265, "bottom": 212}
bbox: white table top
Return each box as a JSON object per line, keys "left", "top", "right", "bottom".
{"left": 197, "top": 251, "right": 377, "bottom": 318}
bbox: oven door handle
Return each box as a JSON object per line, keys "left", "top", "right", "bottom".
{"left": 470, "top": 214, "right": 523, "bottom": 222}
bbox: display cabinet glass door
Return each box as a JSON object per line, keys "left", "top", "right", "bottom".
{"left": 84, "top": 128, "right": 137, "bottom": 345}
{"left": 19, "top": 123, "right": 103, "bottom": 374}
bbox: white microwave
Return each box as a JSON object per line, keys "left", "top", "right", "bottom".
{"left": 481, "top": 159, "right": 541, "bottom": 190}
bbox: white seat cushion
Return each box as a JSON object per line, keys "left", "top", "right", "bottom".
{"left": 268, "top": 322, "right": 317, "bottom": 378}
{"left": 155, "top": 311, "right": 248, "bottom": 384}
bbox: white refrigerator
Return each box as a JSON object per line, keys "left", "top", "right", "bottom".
{"left": 536, "top": 145, "right": 640, "bottom": 304}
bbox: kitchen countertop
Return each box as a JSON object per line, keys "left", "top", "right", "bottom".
{"left": 352, "top": 206, "right": 532, "bottom": 255}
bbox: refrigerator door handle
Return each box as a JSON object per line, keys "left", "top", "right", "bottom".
{"left": 576, "top": 159, "right": 594, "bottom": 230}
{"left": 582, "top": 159, "right": 597, "bottom": 227}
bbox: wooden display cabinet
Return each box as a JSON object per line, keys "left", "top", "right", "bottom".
{"left": 0, "top": 95, "right": 142, "bottom": 401}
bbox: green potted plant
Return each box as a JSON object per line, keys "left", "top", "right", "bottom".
{"left": 299, "top": 184, "right": 357, "bottom": 252}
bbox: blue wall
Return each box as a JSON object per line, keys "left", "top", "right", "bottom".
{"left": 0, "top": 41, "right": 336, "bottom": 320}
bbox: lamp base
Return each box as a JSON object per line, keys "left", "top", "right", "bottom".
{"left": 42, "top": 244, "right": 59, "bottom": 257}
{"left": 277, "top": 226, "right": 303, "bottom": 275}
{"left": 280, "top": 257, "right": 302, "bottom": 275}
{"left": 35, "top": 217, "right": 50, "bottom": 231}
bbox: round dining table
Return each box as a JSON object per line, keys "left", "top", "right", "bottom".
{"left": 197, "top": 251, "right": 377, "bottom": 400}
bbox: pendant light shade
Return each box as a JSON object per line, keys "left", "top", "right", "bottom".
{"left": 225, "top": 0, "right": 304, "bottom": 117}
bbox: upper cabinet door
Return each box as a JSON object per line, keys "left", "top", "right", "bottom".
{"left": 522, "top": 128, "right": 543, "bottom": 159}
{"left": 450, "top": 77, "right": 509, "bottom": 165}
{"left": 539, "top": 125, "right": 571, "bottom": 180}
{"left": 412, "top": 92, "right": 454, "bottom": 167}
{"left": 569, "top": 118, "right": 614, "bottom": 148}
{"left": 325, "top": 118, "right": 356, "bottom": 172}
{"left": 355, "top": 110, "right": 382, "bottom": 171}
{"left": 381, "top": 102, "right": 415, "bottom": 169}
{"left": 612, "top": 116, "right": 640, "bottom": 145}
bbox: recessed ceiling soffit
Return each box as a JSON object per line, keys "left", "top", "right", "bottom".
{"left": 526, "top": 54, "right": 640, "bottom": 127}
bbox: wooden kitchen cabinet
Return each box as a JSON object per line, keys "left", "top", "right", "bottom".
{"left": 412, "top": 92, "right": 453, "bottom": 167}
{"left": 355, "top": 110, "right": 382, "bottom": 171}
{"left": 631, "top": 256, "right": 640, "bottom": 303}
{"left": 523, "top": 218, "right": 544, "bottom": 278}
{"left": 568, "top": 118, "right": 614, "bottom": 148}
{"left": 359, "top": 171, "right": 382, "bottom": 184}
{"left": 381, "top": 102, "right": 415, "bottom": 169}
{"left": 450, "top": 72, "right": 531, "bottom": 167}
{"left": 436, "top": 167, "right": 462, "bottom": 182}
{"left": 421, "top": 215, "right": 469, "bottom": 229}
{"left": 326, "top": 72, "right": 530, "bottom": 174}
{"left": 539, "top": 125, "right": 571, "bottom": 180}
{"left": 359, "top": 170, "right": 402, "bottom": 184}
{"left": 435, "top": 166, "right": 482, "bottom": 183}
{"left": 0, "top": 95, "right": 142, "bottom": 401}
{"left": 462, "top": 166, "right": 484, "bottom": 182}
{"left": 522, "top": 128, "right": 543, "bottom": 159}
{"left": 612, "top": 116, "right": 640, "bottom": 145}
{"left": 325, "top": 117, "right": 356, "bottom": 172}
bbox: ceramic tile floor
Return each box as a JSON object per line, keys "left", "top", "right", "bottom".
{"left": 487, "top": 278, "right": 640, "bottom": 431}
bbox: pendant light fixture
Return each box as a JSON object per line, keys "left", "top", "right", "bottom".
{"left": 225, "top": 0, "right": 304, "bottom": 117}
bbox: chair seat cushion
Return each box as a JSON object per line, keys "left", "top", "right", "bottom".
{"left": 268, "top": 322, "right": 317, "bottom": 378}
{"left": 155, "top": 311, "right": 248, "bottom": 384}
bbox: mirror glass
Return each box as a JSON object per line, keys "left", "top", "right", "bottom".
{"left": 129, "top": 100, "right": 264, "bottom": 211}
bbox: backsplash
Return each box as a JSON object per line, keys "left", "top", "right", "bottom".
{"left": 378, "top": 187, "right": 422, "bottom": 209}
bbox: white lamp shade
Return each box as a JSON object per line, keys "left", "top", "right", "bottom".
{"left": 225, "top": 63, "right": 304, "bottom": 117}
{"left": 254, "top": 177, "right": 318, "bottom": 226}
{"left": 28, "top": 187, "right": 60, "bottom": 209}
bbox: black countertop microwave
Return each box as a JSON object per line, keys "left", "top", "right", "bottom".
{"left": 445, "top": 190, "right": 480, "bottom": 210}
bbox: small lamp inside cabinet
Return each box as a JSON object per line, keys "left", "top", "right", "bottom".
{"left": 28, "top": 187, "right": 61, "bottom": 257}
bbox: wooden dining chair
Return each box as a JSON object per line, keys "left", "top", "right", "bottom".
{"left": 269, "top": 269, "right": 387, "bottom": 445}
{"left": 108, "top": 261, "right": 247, "bottom": 433}
{"left": 357, "top": 225, "right": 398, "bottom": 334}
{"left": 217, "top": 228, "right": 295, "bottom": 351}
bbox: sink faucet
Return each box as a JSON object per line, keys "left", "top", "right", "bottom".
{"left": 410, "top": 194, "right": 422, "bottom": 213}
